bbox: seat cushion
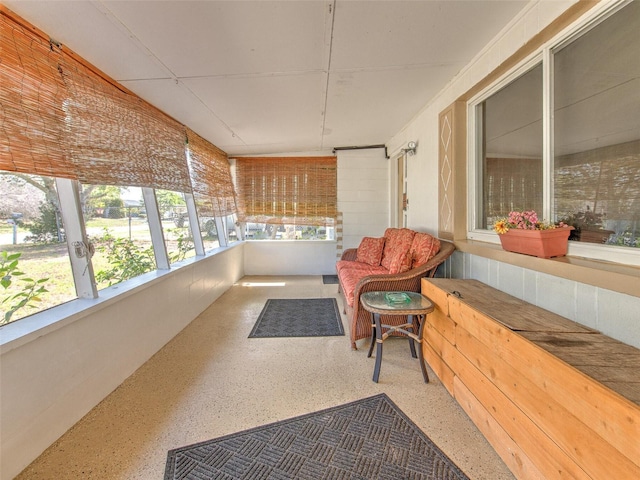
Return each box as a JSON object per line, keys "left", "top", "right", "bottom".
{"left": 338, "top": 263, "right": 388, "bottom": 307}
{"left": 355, "top": 236, "right": 385, "bottom": 266}
{"left": 410, "top": 233, "right": 441, "bottom": 268}
{"left": 381, "top": 228, "right": 416, "bottom": 270}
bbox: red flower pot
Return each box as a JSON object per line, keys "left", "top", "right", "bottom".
{"left": 498, "top": 227, "right": 573, "bottom": 258}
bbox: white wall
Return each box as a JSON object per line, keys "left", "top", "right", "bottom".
{"left": 243, "top": 240, "right": 337, "bottom": 275}
{"left": 337, "top": 149, "right": 390, "bottom": 251}
{"left": 0, "top": 245, "right": 244, "bottom": 480}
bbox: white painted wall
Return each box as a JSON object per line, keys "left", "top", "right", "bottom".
{"left": 337, "top": 149, "right": 390, "bottom": 251}
{"left": 243, "top": 240, "right": 337, "bottom": 275}
{"left": 0, "top": 245, "right": 244, "bottom": 480}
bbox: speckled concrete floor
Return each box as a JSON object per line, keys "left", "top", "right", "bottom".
{"left": 15, "top": 276, "right": 514, "bottom": 480}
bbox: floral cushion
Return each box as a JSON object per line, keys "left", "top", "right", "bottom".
{"left": 355, "top": 237, "right": 386, "bottom": 266}
{"left": 388, "top": 249, "right": 412, "bottom": 274}
{"left": 336, "top": 259, "right": 386, "bottom": 274}
{"left": 338, "top": 263, "right": 389, "bottom": 306}
{"left": 410, "top": 233, "right": 441, "bottom": 268}
{"left": 381, "top": 228, "right": 416, "bottom": 270}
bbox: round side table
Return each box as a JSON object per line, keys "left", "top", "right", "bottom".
{"left": 360, "top": 291, "right": 434, "bottom": 383}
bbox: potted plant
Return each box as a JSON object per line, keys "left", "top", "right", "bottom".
{"left": 493, "top": 210, "right": 573, "bottom": 258}
{"left": 560, "top": 206, "right": 615, "bottom": 244}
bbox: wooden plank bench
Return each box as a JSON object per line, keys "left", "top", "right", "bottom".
{"left": 421, "top": 278, "right": 640, "bottom": 480}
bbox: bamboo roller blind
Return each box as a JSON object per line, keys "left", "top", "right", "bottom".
{"left": 58, "top": 54, "right": 192, "bottom": 192}
{"left": 187, "top": 128, "right": 237, "bottom": 217}
{"left": 0, "top": 12, "right": 76, "bottom": 178}
{"left": 2, "top": 8, "right": 234, "bottom": 206}
{"left": 235, "top": 156, "right": 337, "bottom": 226}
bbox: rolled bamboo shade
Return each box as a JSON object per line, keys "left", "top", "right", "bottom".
{"left": 186, "top": 128, "right": 237, "bottom": 217}
{"left": 58, "top": 56, "right": 192, "bottom": 192}
{"left": 235, "top": 156, "right": 337, "bottom": 226}
{"left": 0, "top": 11, "right": 76, "bottom": 178}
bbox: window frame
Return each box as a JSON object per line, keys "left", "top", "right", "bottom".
{"left": 466, "top": 0, "right": 640, "bottom": 267}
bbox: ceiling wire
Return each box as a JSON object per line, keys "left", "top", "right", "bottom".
{"left": 320, "top": 1, "right": 337, "bottom": 150}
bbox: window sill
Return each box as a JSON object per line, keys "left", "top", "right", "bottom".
{"left": 0, "top": 244, "right": 241, "bottom": 354}
{"left": 454, "top": 239, "right": 640, "bottom": 298}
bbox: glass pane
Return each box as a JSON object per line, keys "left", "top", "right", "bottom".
{"left": 0, "top": 173, "right": 75, "bottom": 324}
{"left": 83, "top": 184, "right": 156, "bottom": 288}
{"left": 480, "top": 64, "right": 544, "bottom": 229}
{"left": 554, "top": 1, "right": 640, "bottom": 247}
{"left": 225, "top": 214, "right": 240, "bottom": 245}
{"left": 193, "top": 195, "right": 222, "bottom": 251}
{"left": 242, "top": 222, "right": 334, "bottom": 240}
{"left": 155, "top": 190, "right": 195, "bottom": 264}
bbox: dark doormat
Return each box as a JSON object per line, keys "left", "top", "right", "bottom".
{"left": 164, "top": 393, "right": 470, "bottom": 480}
{"left": 249, "top": 298, "right": 344, "bottom": 338}
{"left": 322, "top": 274, "right": 339, "bottom": 284}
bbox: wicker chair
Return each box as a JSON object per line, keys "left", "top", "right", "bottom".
{"left": 338, "top": 240, "right": 455, "bottom": 349}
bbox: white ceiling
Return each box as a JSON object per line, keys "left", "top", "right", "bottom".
{"left": 5, "top": 0, "right": 529, "bottom": 156}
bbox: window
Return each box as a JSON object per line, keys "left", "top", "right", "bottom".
{"left": 185, "top": 128, "right": 238, "bottom": 250}
{"left": 234, "top": 156, "right": 337, "bottom": 239}
{"left": 0, "top": 174, "right": 75, "bottom": 323}
{"left": 477, "top": 63, "right": 543, "bottom": 229}
{"left": 553, "top": 0, "right": 640, "bottom": 248}
{"left": 82, "top": 184, "right": 156, "bottom": 288}
{"left": 470, "top": 0, "right": 640, "bottom": 263}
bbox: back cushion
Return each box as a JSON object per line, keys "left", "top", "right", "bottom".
{"left": 388, "top": 249, "right": 412, "bottom": 274}
{"left": 380, "top": 228, "right": 399, "bottom": 269}
{"left": 410, "top": 233, "right": 441, "bottom": 268}
{"left": 381, "top": 228, "right": 416, "bottom": 270}
{"left": 355, "top": 237, "right": 386, "bottom": 266}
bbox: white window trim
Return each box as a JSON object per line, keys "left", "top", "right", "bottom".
{"left": 466, "top": 0, "right": 639, "bottom": 267}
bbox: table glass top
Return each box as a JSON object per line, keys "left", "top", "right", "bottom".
{"left": 361, "top": 291, "right": 433, "bottom": 312}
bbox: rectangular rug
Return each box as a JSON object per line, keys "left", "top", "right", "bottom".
{"left": 164, "top": 393, "right": 469, "bottom": 480}
{"left": 248, "top": 298, "right": 344, "bottom": 338}
{"left": 322, "top": 274, "right": 339, "bottom": 284}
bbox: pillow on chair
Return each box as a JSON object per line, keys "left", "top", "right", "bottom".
{"left": 356, "top": 237, "right": 386, "bottom": 266}
{"left": 388, "top": 249, "right": 412, "bottom": 274}
{"left": 410, "top": 233, "right": 441, "bottom": 267}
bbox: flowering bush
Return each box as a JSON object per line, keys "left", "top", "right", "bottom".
{"left": 493, "top": 210, "right": 568, "bottom": 234}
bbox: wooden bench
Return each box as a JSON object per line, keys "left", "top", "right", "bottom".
{"left": 421, "top": 278, "right": 640, "bottom": 480}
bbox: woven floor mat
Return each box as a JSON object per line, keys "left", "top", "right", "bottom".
{"left": 164, "top": 394, "right": 469, "bottom": 480}
{"left": 248, "top": 298, "right": 344, "bottom": 338}
{"left": 322, "top": 274, "right": 339, "bottom": 284}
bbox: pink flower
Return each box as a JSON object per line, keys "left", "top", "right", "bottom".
{"left": 493, "top": 210, "right": 568, "bottom": 233}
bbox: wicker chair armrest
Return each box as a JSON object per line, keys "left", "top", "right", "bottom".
{"left": 340, "top": 248, "right": 358, "bottom": 261}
